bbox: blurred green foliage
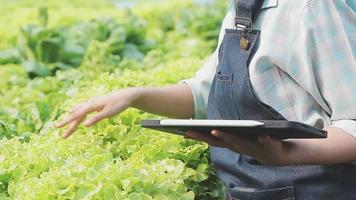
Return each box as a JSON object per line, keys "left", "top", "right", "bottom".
{"left": 0, "top": 0, "right": 228, "bottom": 199}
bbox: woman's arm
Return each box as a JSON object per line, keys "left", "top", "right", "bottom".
{"left": 186, "top": 126, "right": 356, "bottom": 166}
{"left": 56, "top": 84, "right": 194, "bottom": 138}
{"left": 131, "top": 85, "right": 194, "bottom": 119}
{"left": 284, "top": 126, "right": 356, "bottom": 165}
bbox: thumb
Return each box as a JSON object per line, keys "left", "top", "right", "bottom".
{"left": 258, "top": 134, "right": 282, "bottom": 150}
{"left": 258, "top": 134, "right": 271, "bottom": 145}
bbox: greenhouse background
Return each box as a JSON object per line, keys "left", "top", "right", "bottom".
{"left": 0, "top": 0, "right": 229, "bottom": 199}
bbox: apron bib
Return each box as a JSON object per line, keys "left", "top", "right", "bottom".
{"left": 207, "top": 1, "right": 356, "bottom": 199}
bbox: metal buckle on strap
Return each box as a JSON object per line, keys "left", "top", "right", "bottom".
{"left": 235, "top": 17, "right": 253, "bottom": 50}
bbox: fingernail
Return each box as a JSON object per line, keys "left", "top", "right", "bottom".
{"left": 83, "top": 120, "right": 90, "bottom": 127}
{"left": 211, "top": 130, "right": 219, "bottom": 137}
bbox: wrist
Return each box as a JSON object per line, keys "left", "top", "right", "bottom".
{"left": 127, "top": 87, "right": 147, "bottom": 108}
{"left": 282, "top": 140, "right": 315, "bottom": 165}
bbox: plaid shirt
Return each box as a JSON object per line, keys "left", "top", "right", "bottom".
{"left": 183, "top": 0, "right": 356, "bottom": 137}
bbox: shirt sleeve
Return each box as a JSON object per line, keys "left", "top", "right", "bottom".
{"left": 332, "top": 120, "right": 356, "bottom": 138}
{"left": 180, "top": 6, "right": 236, "bottom": 119}
{"left": 296, "top": 0, "right": 356, "bottom": 136}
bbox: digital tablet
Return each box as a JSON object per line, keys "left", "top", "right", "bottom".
{"left": 141, "top": 119, "right": 327, "bottom": 140}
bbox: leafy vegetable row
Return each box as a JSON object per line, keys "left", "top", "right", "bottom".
{"left": 0, "top": 0, "right": 227, "bottom": 199}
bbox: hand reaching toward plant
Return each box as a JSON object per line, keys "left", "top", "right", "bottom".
{"left": 56, "top": 89, "right": 138, "bottom": 138}
{"left": 56, "top": 84, "right": 195, "bottom": 138}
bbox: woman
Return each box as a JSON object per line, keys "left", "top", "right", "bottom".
{"left": 57, "top": 0, "right": 356, "bottom": 199}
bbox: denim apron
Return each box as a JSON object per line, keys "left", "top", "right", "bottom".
{"left": 207, "top": 1, "right": 356, "bottom": 199}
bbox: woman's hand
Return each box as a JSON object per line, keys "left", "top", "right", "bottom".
{"left": 56, "top": 88, "right": 139, "bottom": 138}
{"left": 185, "top": 131, "right": 294, "bottom": 166}
{"left": 186, "top": 126, "right": 356, "bottom": 166}
{"left": 56, "top": 84, "right": 195, "bottom": 139}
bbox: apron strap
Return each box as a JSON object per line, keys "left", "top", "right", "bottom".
{"left": 235, "top": 0, "right": 264, "bottom": 50}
